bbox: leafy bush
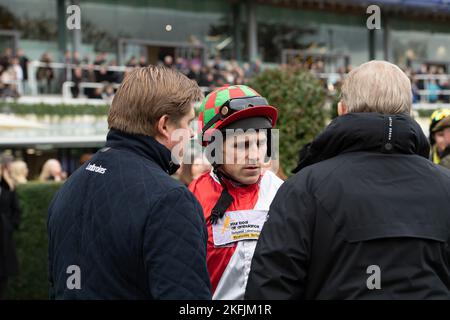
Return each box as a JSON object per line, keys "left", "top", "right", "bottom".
{"left": 417, "top": 109, "right": 437, "bottom": 118}
{"left": 249, "top": 66, "right": 328, "bottom": 174}
{"left": 329, "top": 89, "right": 340, "bottom": 120}
{"left": 6, "top": 182, "right": 62, "bottom": 300}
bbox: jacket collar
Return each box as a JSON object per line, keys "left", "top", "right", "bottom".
{"left": 105, "top": 128, "right": 179, "bottom": 175}
{"left": 293, "top": 112, "right": 430, "bottom": 173}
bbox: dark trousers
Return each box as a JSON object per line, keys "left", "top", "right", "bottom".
{"left": 0, "top": 277, "right": 8, "bottom": 299}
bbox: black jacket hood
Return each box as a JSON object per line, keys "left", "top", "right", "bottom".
{"left": 293, "top": 113, "right": 430, "bottom": 173}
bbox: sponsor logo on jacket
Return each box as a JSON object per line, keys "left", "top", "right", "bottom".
{"left": 85, "top": 163, "right": 107, "bottom": 174}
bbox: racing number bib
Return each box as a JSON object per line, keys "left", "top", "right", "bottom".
{"left": 212, "top": 210, "right": 268, "bottom": 246}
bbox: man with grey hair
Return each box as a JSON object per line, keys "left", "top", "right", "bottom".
{"left": 246, "top": 60, "right": 450, "bottom": 300}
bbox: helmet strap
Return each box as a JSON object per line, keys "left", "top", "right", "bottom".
{"left": 210, "top": 165, "right": 234, "bottom": 225}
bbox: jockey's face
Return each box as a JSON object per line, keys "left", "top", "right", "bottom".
{"left": 221, "top": 130, "right": 267, "bottom": 185}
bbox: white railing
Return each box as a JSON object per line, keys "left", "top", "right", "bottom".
{"left": 0, "top": 61, "right": 445, "bottom": 108}
{"left": 312, "top": 72, "right": 450, "bottom": 106}
{"left": 27, "top": 60, "right": 129, "bottom": 96}
{"left": 412, "top": 74, "right": 450, "bottom": 103}
{"left": 25, "top": 61, "right": 211, "bottom": 98}
{"left": 62, "top": 81, "right": 121, "bottom": 99}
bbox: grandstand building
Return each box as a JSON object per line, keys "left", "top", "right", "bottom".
{"left": 1, "top": 0, "right": 450, "bottom": 67}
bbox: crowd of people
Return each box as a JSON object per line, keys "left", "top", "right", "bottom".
{"left": 0, "top": 49, "right": 269, "bottom": 99}
{"left": 284, "top": 58, "right": 450, "bottom": 104}
{"left": 124, "top": 53, "right": 262, "bottom": 96}
{"left": 0, "top": 155, "right": 69, "bottom": 298}
{"left": 0, "top": 156, "right": 67, "bottom": 186}
{"left": 34, "top": 51, "right": 122, "bottom": 100}
{"left": 1, "top": 46, "right": 450, "bottom": 104}
{"left": 0, "top": 48, "right": 28, "bottom": 99}
{"left": 407, "top": 64, "right": 450, "bottom": 103}
{"left": 0, "top": 47, "right": 263, "bottom": 100}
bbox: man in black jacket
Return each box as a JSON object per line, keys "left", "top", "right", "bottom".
{"left": 48, "top": 66, "right": 211, "bottom": 299}
{"left": 246, "top": 60, "right": 450, "bottom": 300}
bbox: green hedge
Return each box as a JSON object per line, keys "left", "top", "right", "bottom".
{"left": 417, "top": 109, "right": 438, "bottom": 118}
{"left": 0, "top": 102, "right": 109, "bottom": 117}
{"left": 6, "top": 182, "right": 62, "bottom": 300}
{"left": 249, "top": 66, "right": 327, "bottom": 174}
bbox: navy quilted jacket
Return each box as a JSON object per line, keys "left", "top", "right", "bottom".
{"left": 47, "top": 129, "right": 211, "bottom": 299}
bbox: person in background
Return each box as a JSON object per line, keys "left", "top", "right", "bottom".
{"left": 9, "top": 160, "right": 28, "bottom": 185}
{"left": 72, "top": 51, "right": 81, "bottom": 65}
{"left": 426, "top": 79, "right": 440, "bottom": 103}
{"left": 163, "top": 55, "right": 174, "bottom": 69}
{"left": 71, "top": 67, "right": 83, "bottom": 98}
{"left": 82, "top": 63, "right": 96, "bottom": 98}
{"left": 175, "top": 57, "right": 187, "bottom": 74}
{"left": 429, "top": 109, "right": 450, "bottom": 169}
{"left": 95, "top": 65, "right": 109, "bottom": 83}
{"left": 416, "top": 64, "right": 428, "bottom": 91}
{"left": 101, "top": 84, "right": 115, "bottom": 104}
{"left": 411, "top": 76, "right": 421, "bottom": 103}
{"left": 79, "top": 153, "right": 93, "bottom": 166}
{"left": 82, "top": 54, "right": 90, "bottom": 65}
{"left": 139, "top": 56, "right": 147, "bottom": 67}
{"left": 0, "top": 48, "right": 12, "bottom": 71}
{"left": 437, "top": 68, "right": 450, "bottom": 103}
{"left": 89, "top": 87, "right": 103, "bottom": 99}
{"left": 179, "top": 152, "right": 212, "bottom": 186}
{"left": 0, "top": 62, "right": 19, "bottom": 99}
{"left": 187, "top": 63, "right": 202, "bottom": 83}
{"left": 62, "top": 50, "right": 71, "bottom": 64}
{"left": 107, "top": 60, "right": 121, "bottom": 84}
{"left": 36, "top": 53, "right": 54, "bottom": 94}
{"left": 126, "top": 56, "right": 137, "bottom": 68}
{"left": 39, "top": 159, "right": 66, "bottom": 182}
{"left": 0, "top": 155, "right": 21, "bottom": 299}
{"left": 16, "top": 49, "right": 28, "bottom": 94}
{"left": 93, "top": 52, "right": 107, "bottom": 66}
{"left": 263, "top": 159, "right": 287, "bottom": 181}
{"left": 251, "top": 59, "right": 262, "bottom": 76}
{"left": 10, "top": 57, "right": 23, "bottom": 83}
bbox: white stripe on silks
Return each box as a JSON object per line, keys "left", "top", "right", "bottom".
{"left": 213, "top": 240, "right": 255, "bottom": 300}
{"left": 254, "top": 170, "right": 284, "bottom": 211}
{"left": 212, "top": 170, "right": 283, "bottom": 300}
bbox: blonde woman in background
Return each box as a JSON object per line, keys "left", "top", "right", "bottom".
{"left": 179, "top": 153, "right": 212, "bottom": 187}
{"left": 39, "top": 159, "right": 66, "bottom": 182}
{"left": 9, "top": 160, "right": 28, "bottom": 185}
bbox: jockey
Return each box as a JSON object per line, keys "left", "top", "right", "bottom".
{"left": 189, "top": 85, "right": 283, "bottom": 300}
